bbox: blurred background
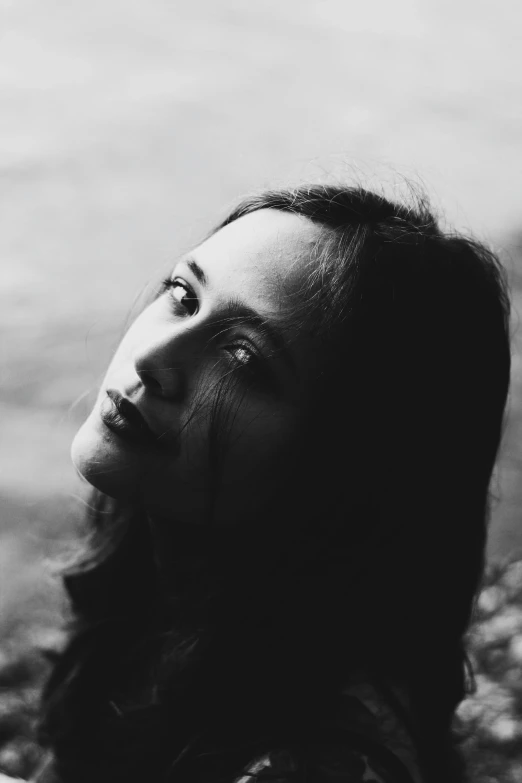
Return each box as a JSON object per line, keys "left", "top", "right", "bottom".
{"left": 1, "top": 0, "right": 522, "bottom": 779}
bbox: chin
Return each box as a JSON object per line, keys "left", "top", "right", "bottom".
{"left": 71, "top": 412, "right": 144, "bottom": 499}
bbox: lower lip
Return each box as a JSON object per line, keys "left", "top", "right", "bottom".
{"left": 99, "top": 393, "right": 157, "bottom": 448}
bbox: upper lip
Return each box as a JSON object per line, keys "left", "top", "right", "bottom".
{"left": 106, "top": 388, "right": 159, "bottom": 442}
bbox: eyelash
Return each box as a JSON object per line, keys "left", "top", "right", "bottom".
{"left": 161, "top": 277, "right": 275, "bottom": 390}
{"left": 162, "top": 277, "right": 199, "bottom": 317}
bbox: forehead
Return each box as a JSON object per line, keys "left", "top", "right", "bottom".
{"left": 193, "top": 209, "right": 324, "bottom": 315}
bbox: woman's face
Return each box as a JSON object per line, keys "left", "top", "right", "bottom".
{"left": 71, "top": 209, "right": 326, "bottom": 527}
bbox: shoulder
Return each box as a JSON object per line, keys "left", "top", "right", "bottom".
{"left": 235, "top": 742, "right": 414, "bottom": 783}
{"left": 305, "top": 741, "right": 411, "bottom": 783}
{"left": 234, "top": 676, "right": 422, "bottom": 783}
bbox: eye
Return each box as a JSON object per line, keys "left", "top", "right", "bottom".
{"left": 229, "top": 344, "right": 253, "bottom": 367}
{"left": 225, "top": 341, "right": 277, "bottom": 393}
{"left": 163, "top": 277, "right": 199, "bottom": 316}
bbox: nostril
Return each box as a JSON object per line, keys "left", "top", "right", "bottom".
{"left": 137, "top": 367, "right": 184, "bottom": 399}
{"left": 138, "top": 370, "right": 162, "bottom": 393}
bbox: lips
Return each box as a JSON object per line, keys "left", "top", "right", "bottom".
{"left": 101, "top": 388, "right": 159, "bottom": 447}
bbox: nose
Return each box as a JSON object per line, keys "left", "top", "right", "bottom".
{"left": 137, "top": 364, "right": 185, "bottom": 400}
{"left": 133, "top": 329, "right": 188, "bottom": 401}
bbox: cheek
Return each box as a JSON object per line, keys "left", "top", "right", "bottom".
{"left": 142, "top": 400, "right": 302, "bottom": 527}
{"left": 212, "top": 403, "right": 302, "bottom": 507}
{"left": 229, "top": 407, "right": 297, "bottom": 465}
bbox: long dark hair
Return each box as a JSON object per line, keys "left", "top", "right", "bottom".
{"left": 39, "top": 185, "right": 511, "bottom": 783}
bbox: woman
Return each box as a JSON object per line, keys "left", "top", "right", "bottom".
{"left": 22, "top": 185, "right": 511, "bottom": 782}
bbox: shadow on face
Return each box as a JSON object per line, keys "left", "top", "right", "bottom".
{"left": 71, "top": 209, "right": 330, "bottom": 530}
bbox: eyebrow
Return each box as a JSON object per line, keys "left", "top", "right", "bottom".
{"left": 186, "top": 257, "right": 208, "bottom": 287}
{"left": 182, "top": 255, "right": 297, "bottom": 377}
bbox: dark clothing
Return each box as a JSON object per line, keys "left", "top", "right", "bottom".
{"left": 32, "top": 677, "right": 423, "bottom": 783}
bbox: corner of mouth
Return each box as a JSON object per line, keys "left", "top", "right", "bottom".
{"left": 104, "top": 388, "right": 179, "bottom": 454}
{"left": 106, "top": 389, "right": 155, "bottom": 436}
